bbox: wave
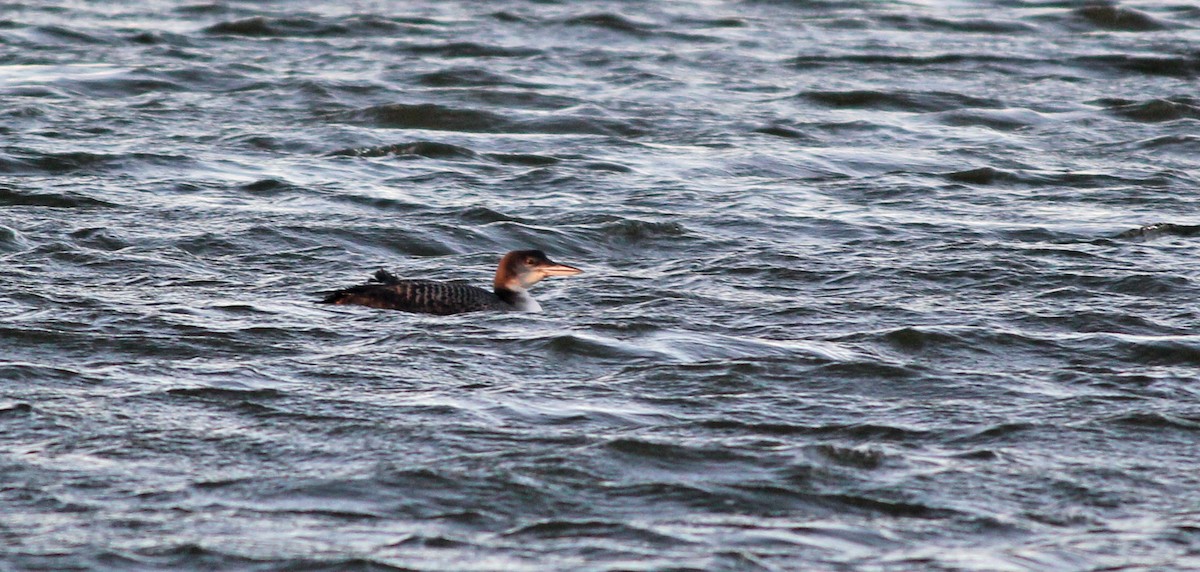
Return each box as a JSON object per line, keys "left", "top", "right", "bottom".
{"left": 561, "top": 13, "right": 656, "bottom": 36}
{"left": 203, "top": 15, "right": 410, "bottom": 38}
{"left": 1070, "top": 5, "right": 1168, "bottom": 32}
{"left": 334, "top": 103, "right": 645, "bottom": 136}
{"left": 1104, "top": 411, "right": 1200, "bottom": 431}
{"left": 98, "top": 546, "right": 410, "bottom": 572}
{"left": 164, "top": 386, "right": 284, "bottom": 400}
{"left": 874, "top": 14, "right": 1037, "bottom": 34}
{"left": 403, "top": 42, "right": 541, "bottom": 59}
{"left": 1097, "top": 96, "right": 1200, "bottom": 122}
{"left": 791, "top": 52, "right": 1025, "bottom": 69}
{"left": 330, "top": 141, "right": 476, "bottom": 160}
{"left": 0, "top": 362, "right": 91, "bottom": 383}
{"left": 1076, "top": 54, "right": 1200, "bottom": 78}
{"left": 0, "top": 223, "right": 28, "bottom": 252}
{"left": 939, "top": 166, "right": 1176, "bottom": 188}
{"left": 933, "top": 107, "right": 1048, "bottom": 130}
{"left": 753, "top": 125, "right": 810, "bottom": 139}
{"left": 341, "top": 103, "right": 507, "bottom": 132}
{"left": 1128, "top": 134, "right": 1200, "bottom": 151}
{"left": 502, "top": 518, "right": 686, "bottom": 545}
{"left": 329, "top": 141, "right": 564, "bottom": 171}
{"left": 1125, "top": 337, "right": 1200, "bottom": 366}
{"left": 0, "top": 149, "right": 192, "bottom": 176}
{"left": 0, "top": 184, "right": 114, "bottom": 207}
{"left": 801, "top": 89, "right": 1002, "bottom": 113}
{"left": 1115, "top": 223, "right": 1200, "bottom": 240}
{"left": 413, "top": 67, "right": 543, "bottom": 88}
{"left": 701, "top": 419, "right": 932, "bottom": 442}
{"left": 24, "top": 24, "right": 114, "bottom": 45}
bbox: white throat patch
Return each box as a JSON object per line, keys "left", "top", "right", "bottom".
{"left": 508, "top": 287, "right": 543, "bottom": 313}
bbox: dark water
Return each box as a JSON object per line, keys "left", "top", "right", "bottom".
{"left": 3, "top": 1, "right": 1200, "bottom": 570}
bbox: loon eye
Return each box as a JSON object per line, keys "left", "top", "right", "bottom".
{"left": 525, "top": 257, "right": 538, "bottom": 266}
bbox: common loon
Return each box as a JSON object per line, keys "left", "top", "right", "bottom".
{"left": 321, "top": 250, "right": 582, "bottom": 315}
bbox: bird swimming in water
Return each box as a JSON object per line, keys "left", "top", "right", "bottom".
{"left": 321, "top": 250, "right": 582, "bottom": 315}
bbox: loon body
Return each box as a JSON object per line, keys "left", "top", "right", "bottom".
{"left": 321, "top": 250, "right": 582, "bottom": 315}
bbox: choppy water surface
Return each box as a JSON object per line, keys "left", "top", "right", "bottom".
{"left": 3, "top": 1, "right": 1200, "bottom": 569}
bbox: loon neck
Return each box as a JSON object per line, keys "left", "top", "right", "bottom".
{"left": 495, "top": 286, "right": 542, "bottom": 313}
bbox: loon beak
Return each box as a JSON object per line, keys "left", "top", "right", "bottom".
{"left": 539, "top": 261, "right": 582, "bottom": 277}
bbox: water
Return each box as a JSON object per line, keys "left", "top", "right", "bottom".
{"left": 3, "top": 1, "right": 1200, "bottom": 570}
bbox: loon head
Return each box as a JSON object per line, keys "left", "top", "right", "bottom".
{"left": 494, "top": 249, "right": 582, "bottom": 292}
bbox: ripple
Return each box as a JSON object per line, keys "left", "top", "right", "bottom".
{"left": 598, "top": 218, "right": 687, "bottom": 242}
{"left": 414, "top": 67, "right": 542, "bottom": 88}
{"left": 606, "top": 437, "right": 752, "bottom": 465}
{"left": 66, "top": 78, "right": 185, "bottom": 99}
{"left": 238, "top": 178, "right": 302, "bottom": 195}
{"left": 561, "top": 13, "right": 656, "bottom": 36}
{"left": 329, "top": 140, "right": 562, "bottom": 168}
{"left": 0, "top": 184, "right": 114, "bottom": 207}
{"left": 876, "top": 14, "right": 1037, "bottom": 34}
{"left": 340, "top": 102, "right": 507, "bottom": 132}
{"left": 95, "top": 545, "right": 265, "bottom": 571}
{"left": 1071, "top": 5, "right": 1168, "bottom": 31}
{"left": 1105, "top": 411, "right": 1200, "bottom": 431}
{"left": 391, "top": 533, "right": 471, "bottom": 549}
{"left": 503, "top": 519, "right": 686, "bottom": 545}
{"left": 701, "top": 419, "right": 933, "bottom": 442}
{"left": 753, "top": 125, "right": 811, "bottom": 139}
{"left": 1098, "top": 97, "right": 1200, "bottom": 122}
{"left": 0, "top": 362, "right": 89, "bottom": 383}
{"left": 1126, "top": 337, "right": 1200, "bottom": 366}
{"left": 1114, "top": 223, "right": 1200, "bottom": 240}
{"left": 801, "top": 89, "right": 1002, "bottom": 113}
{"left": 0, "top": 151, "right": 114, "bottom": 175}
{"left": 879, "top": 326, "right": 964, "bottom": 352}
{"left": 829, "top": 493, "right": 957, "bottom": 519}
{"left": 329, "top": 141, "right": 477, "bottom": 160}
{"left": 336, "top": 103, "right": 641, "bottom": 136}
{"left": 0, "top": 150, "right": 191, "bottom": 176}
{"left": 1077, "top": 54, "right": 1200, "bottom": 78}
{"left": 27, "top": 24, "right": 113, "bottom": 45}
{"left": 791, "top": 53, "right": 1023, "bottom": 69}
{"left": 942, "top": 166, "right": 1019, "bottom": 185}
{"left": 808, "top": 444, "right": 887, "bottom": 470}
{"left": 1130, "top": 134, "right": 1200, "bottom": 151}
{"left": 538, "top": 332, "right": 673, "bottom": 360}
{"left": 0, "top": 223, "right": 29, "bottom": 252}
{"left": 68, "top": 226, "right": 130, "bottom": 251}
{"left": 0, "top": 401, "right": 33, "bottom": 416}
{"left": 951, "top": 422, "right": 1038, "bottom": 444}
{"left": 939, "top": 166, "right": 1168, "bottom": 188}
{"left": 164, "top": 386, "right": 284, "bottom": 400}
{"left": 404, "top": 42, "right": 541, "bottom": 59}
{"left": 934, "top": 107, "right": 1046, "bottom": 130}
{"left": 203, "top": 15, "right": 404, "bottom": 38}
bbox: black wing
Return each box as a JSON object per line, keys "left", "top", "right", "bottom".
{"left": 321, "top": 278, "right": 504, "bottom": 315}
